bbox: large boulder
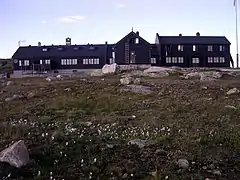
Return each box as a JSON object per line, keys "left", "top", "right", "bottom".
{"left": 143, "top": 66, "right": 174, "bottom": 73}
{"left": 185, "top": 71, "right": 222, "bottom": 81}
{"left": 102, "top": 63, "right": 120, "bottom": 74}
{"left": 0, "top": 140, "right": 30, "bottom": 168}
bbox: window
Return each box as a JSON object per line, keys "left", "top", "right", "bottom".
{"left": 83, "top": 59, "right": 88, "bottom": 64}
{"left": 72, "top": 59, "right": 78, "bottom": 65}
{"left": 42, "top": 48, "right": 47, "bottom": 52}
{"left": 151, "top": 58, "right": 156, "bottom": 64}
{"left": 208, "top": 45, "right": 213, "bottom": 52}
{"left": 66, "top": 59, "right": 71, "bottom": 65}
{"left": 40, "top": 60, "right": 43, "bottom": 64}
{"left": 214, "top": 57, "right": 219, "bottom": 63}
{"left": 172, "top": 57, "right": 178, "bottom": 63}
{"left": 45, "top": 60, "right": 50, "bottom": 64}
{"left": 208, "top": 57, "right": 213, "bottom": 63}
{"left": 19, "top": 60, "right": 22, "bottom": 66}
{"left": 178, "top": 57, "right": 184, "bottom": 63}
{"left": 219, "top": 57, "right": 225, "bottom": 63}
{"left": 135, "top": 38, "right": 139, "bottom": 44}
{"left": 192, "top": 58, "right": 199, "bottom": 64}
{"left": 61, "top": 59, "right": 78, "bottom": 65}
{"left": 24, "top": 60, "right": 30, "bottom": 66}
{"left": 178, "top": 45, "right": 183, "bottom": 51}
{"left": 219, "top": 45, "right": 224, "bottom": 51}
{"left": 61, "top": 59, "right": 67, "bottom": 65}
{"left": 193, "top": 45, "right": 196, "bottom": 52}
{"left": 83, "top": 58, "right": 100, "bottom": 65}
{"left": 94, "top": 58, "right": 100, "bottom": 64}
{"left": 166, "top": 57, "right": 171, "bottom": 63}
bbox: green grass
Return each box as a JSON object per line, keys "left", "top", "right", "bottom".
{"left": 0, "top": 75, "right": 240, "bottom": 179}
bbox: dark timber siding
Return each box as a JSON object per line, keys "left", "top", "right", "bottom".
{"left": 114, "top": 32, "right": 151, "bottom": 65}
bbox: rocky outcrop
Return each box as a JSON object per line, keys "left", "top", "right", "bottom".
{"left": 102, "top": 63, "right": 120, "bottom": 74}
{"left": 0, "top": 140, "right": 29, "bottom": 168}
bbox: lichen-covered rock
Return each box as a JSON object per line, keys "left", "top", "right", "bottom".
{"left": 102, "top": 63, "right": 120, "bottom": 74}
{"left": 177, "top": 159, "right": 189, "bottom": 169}
{"left": 120, "top": 77, "right": 133, "bottom": 85}
{"left": 226, "top": 88, "right": 240, "bottom": 95}
{"left": 0, "top": 140, "right": 29, "bottom": 168}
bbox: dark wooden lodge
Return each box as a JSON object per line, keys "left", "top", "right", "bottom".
{"left": 12, "top": 30, "right": 233, "bottom": 76}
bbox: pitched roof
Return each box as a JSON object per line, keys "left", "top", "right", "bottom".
{"left": 114, "top": 31, "right": 150, "bottom": 47}
{"left": 12, "top": 44, "right": 113, "bottom": 59}
{"left": 157, "top": 34, "right": 231, "bottom": 45}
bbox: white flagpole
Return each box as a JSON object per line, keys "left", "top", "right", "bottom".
{"left": 235, "top": 0, "right": 239, "bottom": 68}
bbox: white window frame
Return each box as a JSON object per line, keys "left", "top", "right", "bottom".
{"left": 178, "top": 45, "right": 183, "bottom": 51}
{"left": 208, "top": 57, "right": 213, "bottom": 63}
{"left": 192, "top": 58, "right": 199, "bottom": 64}
{"left": 219, "top": 57, "right": 225, "bottom": 63}
{"left": 45, "top": 59, "right": 50, "bottom": 64}
{"left": 208, "top": 45, "right": 213, "bottom": 52}
{"left": 214, "top": 57, "right": 219, "bottom": 63}
{"left": 61, "top": 59, "right": 67, "bottom": 65}
{"left": 178, "top": 57, "right": 184, "bottom": 63}
{"left": 40, "top": 60, "right": 43, "bottom": 64}
{"left": 24, "top": 60, "right": 30, "bottom": 66}
{"left": 219, "top": 45, "right": 223, "bottom": 51}
{"left": 172, "top": 57, "right": 178, "bottom": 63}
{"left": 19, "top": 60, "right": 22, "bottom": 66}
{"left": 135, "top": 38, "right": 139, "bottom": 44}
{"left": 151, "top": 58, "right": 156, "bottom": 64}
{"left": 42, "top": 48, "right": 47, "bottom": 52}
{"left": 93, "top": 58, "right": 99, "bottom": 64}
{"left": 72, "top": 59, "right": 77, "bottom": 65}
{"left": 166, "top": 57, "right": 171, "bottom": 63}
{"left": 193, "top": 45, "right": 196, "bottom": 52}
{"left": 83, "top": 59, "right": 88, "bottom": 65}
{"left": 66, "top": 59, "right": 71, "bottom": 65}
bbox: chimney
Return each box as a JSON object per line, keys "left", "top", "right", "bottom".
{"left": 66, "top": 37, "right": 71, "bottom": 46}
{"left": 136, "top": 31, "right": 139, "bottom": 36}
{"left": 179, "top": 34, "right": 182, "bottom": 36}
{"left": 196, "top": 32, "right": 200, "bottom": 36}
{"left": 38, "top": 42, "right": 41, "bottom": 46}
{"left": 105, "top": 41, "right": 108, "bottom": 44}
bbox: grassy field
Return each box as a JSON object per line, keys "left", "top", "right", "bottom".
{"left": 0, "top": 73, "right": 240, "bottom": 179}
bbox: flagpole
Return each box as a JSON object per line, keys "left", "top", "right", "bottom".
{"left": 235, "top": 0, "right": 239, "bottom": 68}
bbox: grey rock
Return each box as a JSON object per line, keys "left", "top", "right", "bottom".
{"left": 226, "top": 88, "right": 240, "bottom": 95}
{"left": 6, "top": 81, "right": 13, "bottom": 86}
{"left": 64, "top": 88, "right": 71, "bottom": 91}
{"left": 5, "top": 94, "right": 25, "bottom": 102}
{"left": 120, "top": 77, "right": 133, "bottom": 85}
{"left": 177, "top": 159, "right": 189, "bottom": 169}
{"left": 128, "top": 139, "right": 147, "bottom": 148}
{"left": 0, "top": 140, "right": 29, "bottom": 168}
{"left": 27, "top": 92, "right": 35, "bottom": 98}
{"left": 106, "top": 144, "right": 114, "bottom": 148}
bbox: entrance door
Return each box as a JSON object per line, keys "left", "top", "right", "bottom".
{"left": 130, "top": 51, "right": 136, "bottom": 64}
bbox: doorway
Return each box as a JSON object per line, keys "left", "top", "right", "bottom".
{"left": 130, "top": 51, "right": 136, "bottom": 64}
